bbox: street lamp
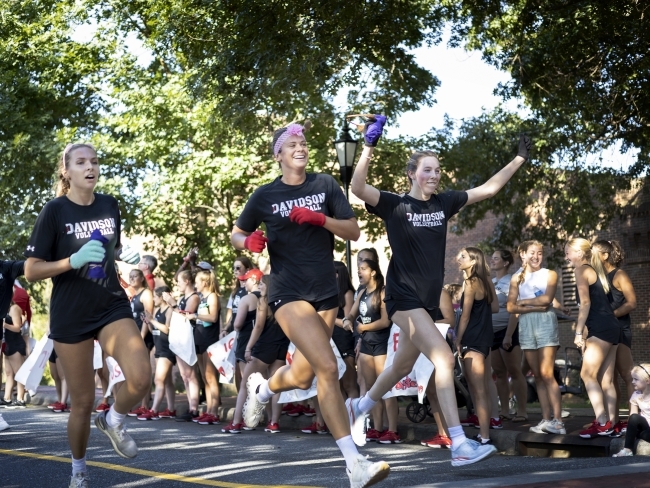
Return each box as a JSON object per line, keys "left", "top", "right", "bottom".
{"left": 334, "top": 119, "right": 359, "bottom": 268}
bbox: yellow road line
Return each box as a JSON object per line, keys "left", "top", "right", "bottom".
{"left": 0, "top": 448, "right": 319, "bottom": 488}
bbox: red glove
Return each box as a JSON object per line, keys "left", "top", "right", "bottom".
{"left": 244, "top": 230, "right": 268, "bottom": 253}
{"left": 289, "top": 206, "right": 326, "bottom": 227}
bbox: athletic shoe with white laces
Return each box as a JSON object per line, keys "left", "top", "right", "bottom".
{"left": 242, "top": 372, "right": 268, "bottom": 428}
{"left": 345, "top": 398, "right": 368, "bottom": 447}
{"left": 94, "top": 410, "right": 138, "bottom": 458}
{"left": 69, "top": 472, "right": 90, "bottom": 488}
{"left": 529, "top": 419, "right": 550, "bottom": 433}
{"left": 347, "top": 454, "right": 390, "bottom": 488}
{"left": 542, "top": 419, "right": 566, "bottom": 434}
{"left": 0, "top": 414, "right": 9, "bottom": 431}
{"left": 451, "top": 438, "right": 497, "bottom": 467}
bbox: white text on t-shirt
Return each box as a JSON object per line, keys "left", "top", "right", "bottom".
{"left": 65, "top": 218, "right": 116, "bottom": 239}
{"left": 271, "top": 193, "right": 326, "bottom": 217}
{"left": 406, "top": 211, "right": 445, "bottom": 227}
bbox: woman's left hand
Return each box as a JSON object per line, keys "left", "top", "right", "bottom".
{"left": 244, "top": 350, "right": 252, "bottom": 363}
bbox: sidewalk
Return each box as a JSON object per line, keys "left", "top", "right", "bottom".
{"left": 28, "top": 386, "right": 650, "bottom": 457}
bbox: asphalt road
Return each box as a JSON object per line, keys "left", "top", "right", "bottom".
{"left": 0, "top": 407, "right": 648, "bottom": 488}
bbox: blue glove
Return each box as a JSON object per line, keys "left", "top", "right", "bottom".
{"left": 70, "top": 240, "right": 106, "bottom": 269}
{"left": 364, "top": 115, "right": 387, "bottom": 147}
{"left": 119, "top": 244, "right": 140, "bottom": 265}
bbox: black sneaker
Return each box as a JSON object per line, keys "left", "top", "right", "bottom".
{"left": 6, "top": 400, "right": 26, "bottom": 409}
{"left": 175, "top": 410, "right": 199, "bottom": 422}
{"left": 0, "top": 398, "right": 11, "bottom": 408}
{"left": 472, "top": 435, "right": 494, "bottom": 445}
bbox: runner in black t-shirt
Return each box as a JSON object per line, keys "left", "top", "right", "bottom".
{"left": 455, "top": 247, "right": 499, "bottom": 446}
{"left": 231, "top": 121, "right": 389, "bottom": 487}
{"left": 24, "top": 144, "right": 148, "bottom": 486}
{"left": 348, "top": 115, "right": 531, "bottom": 467}
{"left": 127, "top": 269, "right": 154, "bottom": 417}
{"left": 163, "top": 269, "right": 201, "bottom": 422}
{"left": 190, "top": 269, "right": 222, "bottom": 425}
{"left": 138, "top": 286, "right": 176, "bottom": 420}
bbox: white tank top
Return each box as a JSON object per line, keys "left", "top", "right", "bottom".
{"left": 515, "top": 268, "right": 549, "bottom": 300}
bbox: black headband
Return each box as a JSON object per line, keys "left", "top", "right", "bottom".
{"left": 639, "top": 364, "right": 650, "bottom": 380}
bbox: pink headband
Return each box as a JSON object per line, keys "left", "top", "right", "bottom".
{"left": 273, "top": 123, "right": 305, "bottom": 156}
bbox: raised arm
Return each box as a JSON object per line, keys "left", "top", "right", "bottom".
{"left": 465, "top": 135, "right": 531, "bottom": 206}
{"left": 351, "top": 145, "right": 381, "bottom": 207}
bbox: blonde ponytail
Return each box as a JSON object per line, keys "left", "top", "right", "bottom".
{"left": 568, "top": 237, "right": 609, "bottom": 294}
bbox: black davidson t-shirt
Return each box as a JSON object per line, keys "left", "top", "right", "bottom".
{"left": 24, "top": 194, "right": 132, "bottom": 340}
{"left": 366, "top": 190, "right": 468, "bottom": 310}
{"left": 236, "top": 174, "right": 355, "bottom": 303}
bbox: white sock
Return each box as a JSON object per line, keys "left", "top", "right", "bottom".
{"left": 336, "top": 435, "right": 360, "bottom": 471}
{"left": 448, "top": 425, "right": 467, "bottom": 449}
{"left": 358, "top": 393, "right": 377, "bottom": 414}
{"left": 71, "top": 456, "right": 86, "bottom": 476}
{"left": 106, "top": 406, "right": 126, "bottom": 428}
{"left": 256, "top": 380, "right": 274, "bottom": 404}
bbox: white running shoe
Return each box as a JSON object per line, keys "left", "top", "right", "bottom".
{"left": 345, "top": 398, "right": 368, "bottom": 447}
{"left": 242, "top": 372, "right": 268, "bottom": 429}
{"left": 69, "top": 472, "right": 90, "bottom": 488}
{"left": 94, "top": 410, "right": 138, "bottom": 458}
{"left": 347, "top": 454, "right": 390, "bottom": 488}
{"left": 612, "top": 448, "right": 633, "bottom": 457}
{"left": 451, "top": 438, "right": 497, "bottom": 467}
{"left": 0, "top": 414, "right": 9, "bottom": 432}
{"left": 542, "top": 419, "right": 566, "bottom": 434}
{"left": 529, "top": 419, "right": 550, "bottom": 433}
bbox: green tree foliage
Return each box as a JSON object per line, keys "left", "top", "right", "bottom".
{"left": 447, "top": 0, "right": 650, "bottom": 175}
{"left": 0, "top": 0, "right": 106, "bottom": 259}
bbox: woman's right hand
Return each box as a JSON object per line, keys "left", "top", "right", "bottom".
{"left": 502, "top": 335, "right": 513, "bottom": 350}
{"left": 220, "top": 329, "right": 228, "bottom": 339}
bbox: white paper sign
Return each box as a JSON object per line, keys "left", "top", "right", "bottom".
{"left": 15, "top": 334, "right": 53, "bottom": 391}
{"left": 382, "top": 323, "right": 450, "bottom": 402}
{"left": 93, "top": 340, "right": 103, "bottom": 370}
{"left": 207, "top": 331, "right": 237, "bottom": 384}
{"left": 105, "top": 356, "right": 125, "bottom": 396}
{"left": 278, "top": 339, "right": 346, "bottom": 403}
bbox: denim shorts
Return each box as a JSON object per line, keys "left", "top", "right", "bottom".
{"left": 519, "top": 311, "right": 559, "bottom": 350}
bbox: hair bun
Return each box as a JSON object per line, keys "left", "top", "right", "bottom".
{"left": 303, "top": 119, "right": 312, "bottom": 132}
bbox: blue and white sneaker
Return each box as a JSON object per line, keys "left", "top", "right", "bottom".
{"left": 242, "top": 372, "right": 268, "bottom": 428}
{"left": 451, "top": 438, "right": 497, "bottom": 467}
{"left": 345, "top": 398, "right": 368, "bottom": 447}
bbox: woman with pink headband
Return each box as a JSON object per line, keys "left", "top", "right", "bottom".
{"left": 231, "top": 121, "right": 390, "bottom": 488}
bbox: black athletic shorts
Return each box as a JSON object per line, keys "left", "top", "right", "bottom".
{"left": 359, "top": 339, "right": 388, "bottom": 357}
{"left": 332, "top": 330, "right": 356, "bottom": 359}
{"left": 269, "top": 294, "right": 339, "bottom": 315}
{"left": 49, "top": 349, "right": 57, "bottom": 363}
{"left": 384, "top": 298, "right": 438, "bottom": 322}
{"left": 252, "top": 342, "right": 289, "bottom": 365}
{"left": 492, "top": 326, "right": 521, "bottom": 352}
{"left": 4, "top": 339, "right": 26, "bottom": 357}
{"left": 460, "top": 345, "right": 490, "bottom": 358}
{"left": 52, "top": 310, "right": 134, "bottom": 344}
{"left": 619, "top": 324, "right": 632, "bottom": 349}
{"left": 155, "top": 352, "right": 177, "bottom": 365}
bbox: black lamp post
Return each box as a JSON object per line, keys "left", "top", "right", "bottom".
{"left": 334, "top": 120, "right": 359, "bottom": 268}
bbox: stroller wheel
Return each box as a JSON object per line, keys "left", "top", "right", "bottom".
{"left": 406, "top": 401, "right": 428, "bottom": 423}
